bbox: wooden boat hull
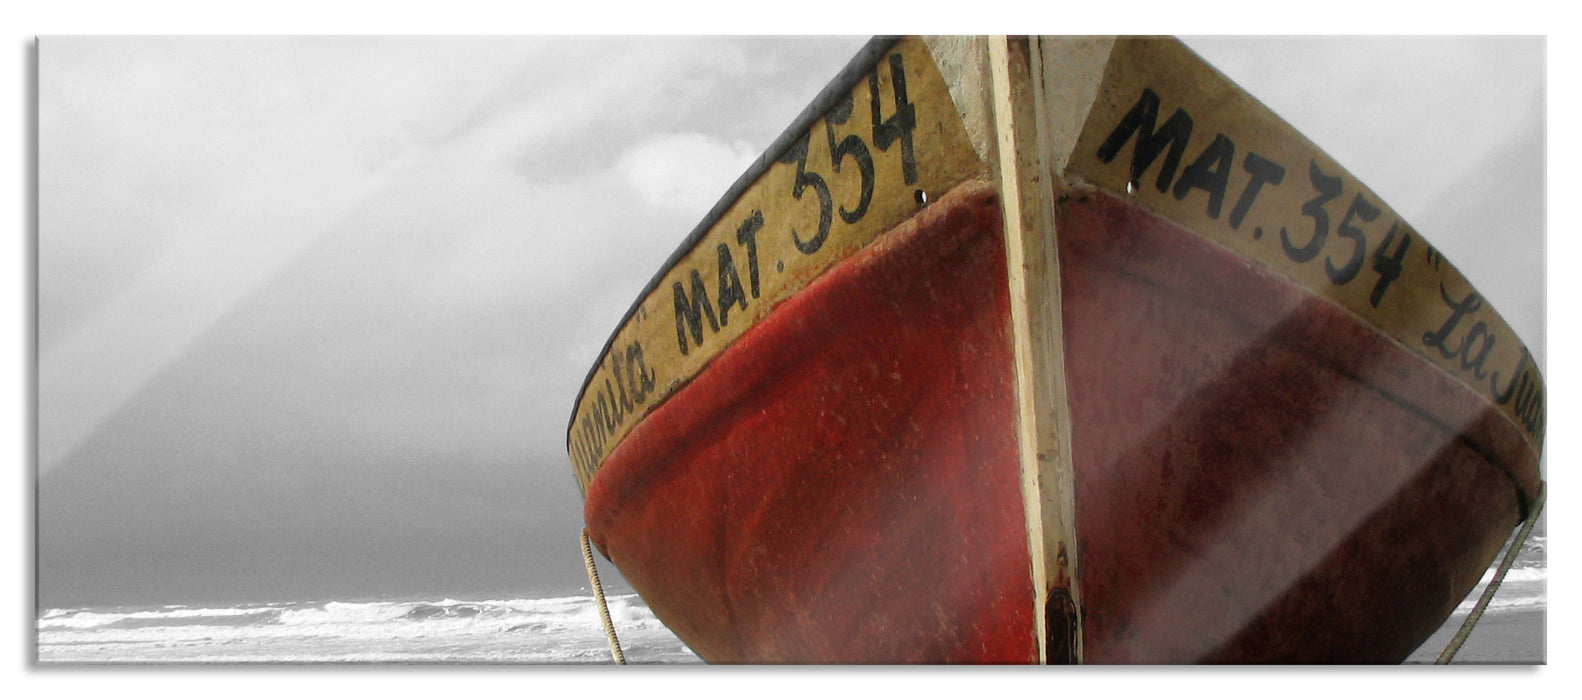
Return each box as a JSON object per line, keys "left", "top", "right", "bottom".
{"left": 586, "top": 183, "right": 1034, "bottom": 663}
{"left": 567, "top": 36, "right": 1544, "bottom": 664}
{"left": 1057, "top": 188, "right": 1537, "bottom": 663}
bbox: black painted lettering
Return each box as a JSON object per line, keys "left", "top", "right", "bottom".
{"left": 1490, "top": 346, "right": 1533, "bottom": 405}
{"left": 1517, "top": 379, "right": 1544, "bottom": 442}
{"left": 610, "top": 353, "right": 634, "bottom": 414}
{"left": 1326, "top": 192, "right": 1380, "bottom": 285}
{"left": 579, "top": 414, "right": 597, "bottom": 459}
{"left": 570, "top": 435, "right": 587, "bottom": 474}
{"left": 1458, "top": 322, "right": 1495, "bottom": 380}
{"left": 673, "top": 270, "right": 719, "bottom": 356}
{"left": 1515, "top": 380, "right": 1537, "bottom": 417}
{"left": 1501, "top": 358, "right": 1545, "bottom": 441}
{"left": 871, "top": 52, "right": 918, "bottom": 185}
{"left": 1095, "top": 88, "right": 1195, "bottom": 193}
{"left": 715, "top": 243, "right": 748, "bottom": 327}
{"left": 579, "top": 439, "right": 594, "bottom": 473}
{"left": 1369, "top": 221, "right": 1412, "bottom": 307}
{"left": 585, "top": 408, "right": 601, "bottom": 452}
{"left": 736, "top": 211, "right": 762, "bottom": 299}
{"left": 1171, "top": 133, "right": 1235, "bottom": 218}
{"left": 624, "top": 342, "right": 656, "bottom": 403}
{"left": 1228, "top": 151, "right": 1286, "bottom": 230}
{"left": 825, "top": 95, "right": 875, "bottom": 225}
{"left": 600, "top": 378, "right": 625, "bottom": 429}
{"left": 1281, "top": 160, "right": 1342, "bottom": 263}
{"left": 594, "top": 391, "right": 615, "bottom": 433}
{"left": 1422, "top": 284, "right": 1484, "bottom": 360}
{"left": 783, "top": 134, "right": 833, "bottom": 255}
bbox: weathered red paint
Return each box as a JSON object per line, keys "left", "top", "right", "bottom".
{"left": 584, "top": 182, "right": 1035, "bottom": 663}
{"left": 581, "top": 181, "right": 1537, "bottom": 664}
{"left": 1057, "top": 189, "right": 1540, "bottom": 663}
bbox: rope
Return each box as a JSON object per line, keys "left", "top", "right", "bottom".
{"left": 1436, "top": 480, "right": 1546, "bottom": 664}
{"left": 580, "top": 527, "right": 627, "bottom": 664}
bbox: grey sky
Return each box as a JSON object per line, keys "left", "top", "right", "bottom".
{"left": 36, "top": 36, "right": 1544, "bottom": 609}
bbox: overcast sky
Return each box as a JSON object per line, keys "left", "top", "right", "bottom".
{"left": 35, "top": 36, "right": 1544, "bottom": 609}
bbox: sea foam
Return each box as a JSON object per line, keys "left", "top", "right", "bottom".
{"left": 36, "top": 593, "right": 692, "bottom": 664}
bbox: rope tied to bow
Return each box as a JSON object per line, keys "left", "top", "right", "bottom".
{"left": 580, "top": 527, "right": 626, "bottom": 664}
{"left": 1436, "top": 480, "right": 1546, "bottom": 664}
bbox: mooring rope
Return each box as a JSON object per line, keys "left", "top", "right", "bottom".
{"left": 1436, "top": 480, "right": 1546, "bottom": 664}
{"left": 580, "top": 527, "right": 627, "bottom": 664}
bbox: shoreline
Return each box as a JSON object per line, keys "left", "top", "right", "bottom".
{"left": 1406, "top": 608, "right": 1545, "bottom": 664}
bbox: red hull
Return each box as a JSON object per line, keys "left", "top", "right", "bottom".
{"left": 586, "top": 184, "right": 1034, "bottom": 663}
{"left": 584, "top": 181, "right": 1537, "bottom": 663}
{"left": 1057, "top": 189, "right": 1539, "bottom": 663}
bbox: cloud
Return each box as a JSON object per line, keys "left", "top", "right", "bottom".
{"left": 37, "top": 37, "right": 557, "bottom": 346}
{"left": 1181, "top": 36, "right": 1543, "bottom": 222}
{"left": 37, "top": 37, "right": 570, "bottom": 473}
{"left": 34, "top": 35, "right": 876, "bottom": 606}
{"left": 38, "top": 36, "right": 1545, "bottom": 613}
{"left": 617, "top": 132, "right": 761, "bottom": 217}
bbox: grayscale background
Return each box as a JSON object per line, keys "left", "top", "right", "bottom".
{"left": 34, "top": 35, "right": 1544, "bottom": 662}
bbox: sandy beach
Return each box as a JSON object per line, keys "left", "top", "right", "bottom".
{"left": 1405, "top": 609, "right": 1545, "bottom": 664}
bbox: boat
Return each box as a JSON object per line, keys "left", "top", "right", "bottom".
{"left": 564, "top": 36, "right": 1545, "bottom": 664}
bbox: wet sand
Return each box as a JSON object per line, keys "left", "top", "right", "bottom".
{"left": 1405, "top": 609, "right": 1544, "bottom": 664}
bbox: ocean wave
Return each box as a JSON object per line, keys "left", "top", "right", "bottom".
{"left": 36, "top": 605, "right": 287, "bottom": 631}
{"left": 261, "top": 595, "right": 660, "bottom": 631}
{"left": 1452, "top": 560, "right": 1546, "bottom": 615}
{"left": 39, "top": 593, "right": 667, "bottom": 646}
{"left": 1455, "top": 593, "right": 1546, "bottom": 614}
{"left": 40, "top": 582, "right": 1540, "bottom": 664}
{"left": 1477, "top": 563, "right": 1545, "bottom": 585}
{"left": 275, "top": 600, "right": 420, "bottom": 626}
{"left": 37, "top": 593, "right": 695, "bottom": 663}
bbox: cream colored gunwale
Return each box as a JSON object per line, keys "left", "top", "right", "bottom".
{"left": 565, "top": 37, "right": 988, "bottom": 493}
